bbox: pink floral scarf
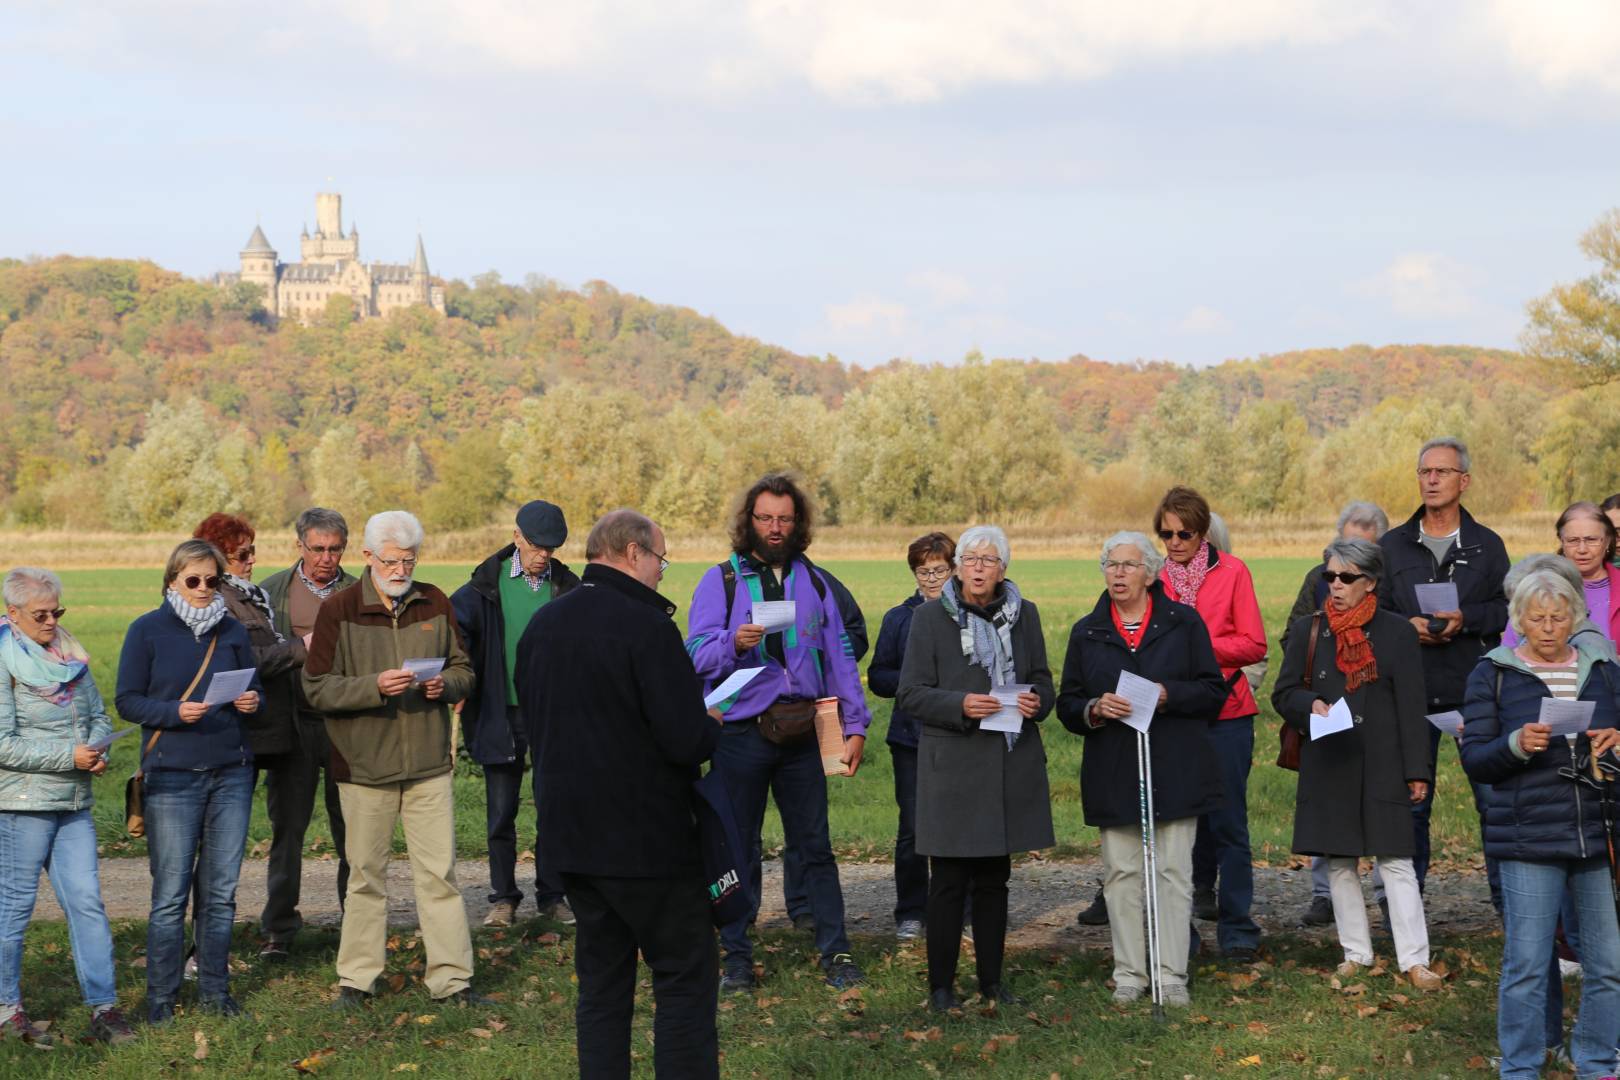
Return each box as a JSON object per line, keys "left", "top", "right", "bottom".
{"left": 1163, "top": 541, "right": 1213, "bottom": 608}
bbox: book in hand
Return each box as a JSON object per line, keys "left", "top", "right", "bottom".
{"left": 815, "top": 697, "right": 847, "bottom": 776}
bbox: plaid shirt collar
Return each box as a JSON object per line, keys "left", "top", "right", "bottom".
{"left": 511, "top": 551, "right": 552, "bottom": 592}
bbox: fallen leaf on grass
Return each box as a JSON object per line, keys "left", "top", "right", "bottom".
{"left": 836, "top": 987, "right": 863, "bottom": 1004}
{"left": 388, "top": 974, "right": 407, "bottom": 993}
{"left": 1356, "top": 1005, "right": 1379, "bottom": 1019}
{"left": 1245, "top": 1021, "right": 1270, "bottom": 1037}
{"left": 392, "top": 1066, "right": 419, "bottom": 1073}
{"left": 1238, "top": 1055, "right": 1262, "bottom": 1067}
{"left": 292, "top": 1047, "right": 338, "bottom": 1073}
{"left": 414, "top": 1015, "right": 437, "bottom": 1026}
{"left": 1227, "top": 973, "right": 1258, "bottom": 991}
{"left": 194, "top": 1030, "right": 210, "bottom": 1060}
{"left": 468, "top": 1028, "right": 492, "bottom": 1039}
{"left": 486, "top": 1019, "right": 508, "bottom": 1032}
{"left": 981, "top": 1034, "right": 1019, "bottom": 1054}
{"left": 535, "top": 932, "right": 561, "bottom": 946}
{"left": 392, "top": 1012, "right": 409, "bottom": 1028}
{"left": 904, "top": 1027, "right": 942, "bottom": 1042}
{"left": 1466, "top": 1055, "right": 1489, "bottom": 1070}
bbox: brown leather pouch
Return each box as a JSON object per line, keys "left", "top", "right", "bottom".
{"left": 757, "top": 700, "right": 817, "bottom": 745}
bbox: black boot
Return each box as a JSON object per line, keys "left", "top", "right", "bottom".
{"left": 1076, "top": 888, "right": 1109, "bottom": 926}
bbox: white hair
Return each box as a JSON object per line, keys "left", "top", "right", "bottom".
{"left": 1206, "top": 511, "right": 1232, "bottom": 554}
{"left": 1336, "top": 501, "right": 1389, "bottom": 538}
{"left": 954, "top": 525, "right": 1010, "bottom": 569}
{"left": 2, "top": 567, "right": 62, "bottom": 608}
{"left": 1419, "top": 436, "right": 1471, "bottom": 474}
{"left": 1100, "top": 531, "right": 1165, "bottom": 577}
{"left": 1509, "top": 567, "right": 1583, "bottom": 637}
{"left": 363, "top": 510, "right": 425, "bottom": 553}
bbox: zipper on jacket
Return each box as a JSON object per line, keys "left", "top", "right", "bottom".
{"left": 392, "top": 602, "right": 410, "bottom": 773}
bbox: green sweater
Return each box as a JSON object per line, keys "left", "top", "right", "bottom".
{"left": 499, "top": 570, "right": 551, "bottom": 706}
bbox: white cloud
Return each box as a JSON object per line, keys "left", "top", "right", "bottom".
{"left": 1482, "top": 0, "right": 1620, "bottom": 97}
{"left": 1176, "top": 305, "right": 1233, "bottom": 335}
{"left": 905, "top": 268, "right": 975, "bottom": 306}
{"left": 824, "top": 295, "right": 911, "bottom": 335}
{"left": 1353, "top": 252, "right": 1481, "bottom": 319}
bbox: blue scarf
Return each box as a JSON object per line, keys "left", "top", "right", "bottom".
{"left": 165, "top": 589, "right": 227, "bottom": 641}
{"left": 940, "top": 577, "right": 1024, "bottom": 748}
{"left": 0, "top": 619, "right": 89, "bottom": 705}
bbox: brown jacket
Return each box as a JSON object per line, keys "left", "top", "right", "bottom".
{"left": 303, "top": 573, "right": 475, "bottom": 786}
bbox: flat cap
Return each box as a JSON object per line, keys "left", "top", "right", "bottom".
{"left": 516, "top": 500, "right": 567, "bottom": 548}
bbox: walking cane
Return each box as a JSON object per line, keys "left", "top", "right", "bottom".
{"left": 1591, "top": 749, "right": 1620, "bottom": 928}
{"left": 1137, "top": 726, "right": 1165, "bottom": 1022}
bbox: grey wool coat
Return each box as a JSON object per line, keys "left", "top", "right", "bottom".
{"left": 1271, "top": 607, "right": 1431, "bottom": 858}
{"left": 896, "top": 590, "right": 1056, "bottom": 859}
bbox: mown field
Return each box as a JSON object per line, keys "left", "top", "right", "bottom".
{"left": 3, "top": 556, "right": 1513, "bottom": 1078}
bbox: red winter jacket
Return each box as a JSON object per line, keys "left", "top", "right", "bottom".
{"left": 1159, "top": 547, "right": 1267, "bottom": 721}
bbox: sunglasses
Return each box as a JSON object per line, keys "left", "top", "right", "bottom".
{"left": 1320, "top": 571, "right": 1369, "bottom": 585}
{"left": 182, "top": 575, "right": 222, "bottom": 590}
{"left": 231, "top": 546, "right": 256, "bottom": 561}
{"left": 1157, "top": 529, "right": 1196, "bottom": 542}
{"left": 11, "top": 607, "right": 65, "bottom": 624}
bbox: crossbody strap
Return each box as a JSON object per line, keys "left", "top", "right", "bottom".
{"left": 142, "top": 635, "right": 219, "bottom": 760}
{"left": 1303, "top": 612, "right": 1322, "bottom": 690}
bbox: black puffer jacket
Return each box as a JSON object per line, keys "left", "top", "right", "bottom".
{"left": 1056, "top": 584, "right": 1228, "bottom": 829}
{"left": 1459, "top": 639, "right": 1620, "bottom": 862}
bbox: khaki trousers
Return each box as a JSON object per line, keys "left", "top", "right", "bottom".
{"left": 1100, "top": 817, "right": 1196, "bottom": 991}
{"left": 336, "top": 772, "right": 474, "bottom": 998}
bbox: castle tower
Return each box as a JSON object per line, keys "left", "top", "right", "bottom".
{"left": 411, "top": 234, "right": 431, "bottom": 304}
{"left": 239, "top": 224, "right": 278, "bottom": 314}
{"left": 301, "top": 192, "right": 359, "bottom": 264}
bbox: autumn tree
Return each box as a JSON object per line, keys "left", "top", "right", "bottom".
{"left": 1524, "top": 208, "right": 1620, "bottom": 384}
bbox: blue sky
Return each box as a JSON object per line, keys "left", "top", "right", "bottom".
{"left": 5, "top": 1, "right": 1619, "bottom": 368}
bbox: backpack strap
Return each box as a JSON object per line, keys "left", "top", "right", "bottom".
{"left": 719, "top": 560, "right": 737, "bottom": 626}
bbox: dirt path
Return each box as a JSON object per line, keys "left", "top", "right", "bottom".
{"left": 32, "top": 856, "right": 1497, "bottom": 950}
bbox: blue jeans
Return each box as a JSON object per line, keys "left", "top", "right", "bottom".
{"left": 714, "top": 721, "right": 850, "bottom": 966}
{"left": 0, "top": 809, "right": 116, "bottom": 1008}
{"left": 1498, "top": 858, "right": 1620, "bottom": 1080}
{"left": 1407, "top": 725, "right": 1502, "bottom": 909}
{"left": 1190, "top": 716, "right": 1261, "bottom": 952}
{"left": 144, "top": 765, "right": 254, "bottom": 1006}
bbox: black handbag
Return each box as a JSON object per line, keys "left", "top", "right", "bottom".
{"left": 692, "top": 768, "right": 751, "bottom": 927}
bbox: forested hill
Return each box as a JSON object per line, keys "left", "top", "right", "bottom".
{"left": 0, "top": 255, "right": 1604, "bottom": 533}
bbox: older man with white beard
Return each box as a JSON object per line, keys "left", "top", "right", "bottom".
{"left": 303, "top": 510, "right": 482, "bottom": 1009}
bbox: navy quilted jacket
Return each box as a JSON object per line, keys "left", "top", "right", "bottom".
{"left": 1459, "top": 638, "right": 1620, "bottom": 863}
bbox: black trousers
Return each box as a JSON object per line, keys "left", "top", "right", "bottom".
{"left": 561, "top": 872, "right": 719, "bottom": 1080}
{"left": 926, "top": 854, "right": 1010, "bottom": 994}
{"left": 483, "top": 709, "right": 564, "bottom": 906}
{"left": 259, "top": 716, "right": 348, "bottom": 943}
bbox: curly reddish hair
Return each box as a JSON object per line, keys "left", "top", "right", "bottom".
{"left": 728, "top": 473, "right": 814, "bottom": 559}
{"left": 193, "top": 513, "right": 255, "bottom": 557}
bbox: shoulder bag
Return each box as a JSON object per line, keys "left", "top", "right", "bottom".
{"left": 125, "top": 635, "right": 216, "bottom": 837}
{"left": 1276, "top": 613, "right": 1321, "bottom": 772}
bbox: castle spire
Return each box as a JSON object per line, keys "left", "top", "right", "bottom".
{"left": 241, "top": 224, "right": 275, "bottom": 255}
{"left": 411, "top": 234, "right": 429, "bottom": 276}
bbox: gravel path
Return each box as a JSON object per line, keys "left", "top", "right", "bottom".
{"left": 32, "top": 855, "right": 1497, "bottom": 949}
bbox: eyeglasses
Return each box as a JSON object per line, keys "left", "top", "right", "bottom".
{"left": 231, "top": 546, "right": 256, "bottom": 561}
{"left": 959, "top": 555, "right": 1002, "bottom": 569}
{"left": 1104, "top": 560, "right": 1146, "bottom": 574}
{"left": 12, "top": 607, "right": 65, "bottom": 624}
{"left": 1321, "top": 571, "right": 1368, "bottom": 585}
{"left": 1562, "top": 536, "right": 1609, "bottom": 550}
{"left": 914, "top": 567, "right": 951, "bottom": 581}
{"left": 182, "top": 575, "right": 222, "bottom": 590}
{"left": 301, "top": 542, "right": 346, "bottom": 556}
{"left": 751, "top": 513, "right": 796, "bottom": 528}
{"left": 1416, "top": 467, "right": 1464, "bottom": 479}
{"left": 375, "top": 556, "right": 417, "bottom": 572}
{"left": 649, "top": 548, "right": 670, "bottom": 573}
{"left": 1157, "top": 529, "right": 1196, "bottom": 542}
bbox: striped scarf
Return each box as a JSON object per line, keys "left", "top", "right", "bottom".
{"left": 165, "top": 589, "right": 227, "bottom": 641}
{"left": 940, "top": 577, "right": 1023, "bottom": 748}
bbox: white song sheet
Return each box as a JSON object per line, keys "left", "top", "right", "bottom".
{"left": 403, "top": 657, "right": 445, "bottom": 683}
{"left": 1425, "top": 710, "right": 1465, "bottom": 737}
{"left": 1310, "top": 697, "right": 1355, "bottom": 741}
{"left": 981, "top": 683, "right": 1032, "bottom": 734}
{"left": 1540, "top": 697, "right": 1595, "bottom": 738}
{"left": 704, "top": 667, "right": 768, "bottom": 710}
{"left": 751, "top": 601, "right": 797, "bottom": 634}
{"left": 1414, "top": 582, "right": 1459, "bottom": 614}
{"left": 201, "top": 668, "right": 256, "bottom": 706}
{"left": 1114, "top": 670, "right": 1160, "bottom": 734}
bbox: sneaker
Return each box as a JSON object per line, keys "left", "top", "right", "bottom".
{"left": 259, "top": 940, "right": 291, "bottom": 962}
{"left": 183, "top": 952, "right": 199, "bottom": 981}
{"left": 90, "top": 1006, "right": 137, "bottom": 1046}
{"left": 1405, "top": 964, "right": 1444, "bottom": 991}
{"left": 1076, "top": 889, "right": 1109, "bottom": 926}
{"left": 1161, "top": 984, "right": 1192, "bottom": 1009}
{"left": 443, "top": 987, "right": 497, "bottom": 1007}
{"left": 791, "top": 913, "right": 817, "bottom": 934}
{"left": 980, "top": 984, "right": 1026, "bottom": 1007}
{"left": 1559, "top": 958, "right": 1582, "bottom": 981}
{"left": 1334, "top": 960, "right": 1366, "bottom": 980}
{"left": 1193, "top": 888, "right": 1218, "bottom": 922}
{"left": 895, "top": 918, "right": 924, "bottom": 941}
{"left": 332, "top": 986, "right": 374, "bottom": 1011}
{"left": 0, "top": 1009, "right": 52, "bottom": 1047}
{"left": 146, "top": 1000, "right": 175, "bottom": 1027}
{"left": 1112, "top": 984, "right": 1143, "bottom": 1004}
{"left": 199, "top": 995, "right": 245, "bottom": 1018}
{"left": 483, "top": 900, "right": 517, "bottom": 929}
{"left": 1302, "top": 895, "right": 1334, "bottom": 926}
{"left": 537, "top": 900, "right": 576, "bottom": 926}
{"left": 1223, "top": 946, "right": 1257, "bottom": 965}
{"left": 928, "top": 987, "right": 961, "bottom": 1012}
{"left": 823, "top": 953, "right": 864, "bottom": 990}
{"left": 719, "top": 963, "right": 757, "bottom": 994}
{"left": 1545, "top": 1044, "right": 1575, "bottom": 1071}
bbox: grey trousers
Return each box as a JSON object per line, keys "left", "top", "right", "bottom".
{"left": 259, "top": 715, "right": 349, "bottom": 944}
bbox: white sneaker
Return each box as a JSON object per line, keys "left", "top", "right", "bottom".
{"left": 1112, "top": 984, "right": 1143, "bottom": 1004}
{"left": 1559, "top": 958, "right": 1582, "bottom": 980}
{"left": 1161, "top": 984, "right": 1191, "bottom": 1008}
{"left": 183, "top": 954, "right": 198, "bottom": 981}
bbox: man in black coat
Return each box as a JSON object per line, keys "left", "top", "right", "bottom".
{"left": 451, "top": 500, "right": 581, "bottom": 928}
{"left": 1377, "top": 437, "right": 1509, "bottom": 906}
{"left": 517, "top": 509, "right": 720, "bottom": 1080}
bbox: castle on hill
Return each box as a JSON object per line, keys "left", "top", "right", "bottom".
{"left": 222, "top": 192, "right": 446, "bottom": 322}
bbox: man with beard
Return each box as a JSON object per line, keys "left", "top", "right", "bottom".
{"left": 303, "top": 510, "right": 485, "bottom": 1008}
{"left": 685, "top": 473, "right": 871, "bottom": 993}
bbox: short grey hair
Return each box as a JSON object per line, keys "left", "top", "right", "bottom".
{"left": 1418, "top": 436, "right": 1471, "bottom": 474}
{"left": 3, "top": 567, "right": 62, "bottom": 608}
{"left": 1509, "top": 567, "right": 1584, "bottom": 636}
{"left": 1324, "top": 537, "right": 1383, "bottom": 584}
{"left": 1504, "top": 554, "right": 1584, "bottom": 602}
{"left": 585, "top": 509, "right": 657, "bottom": 561}
{"left": 1336, "top": 501, "right": 1389, "bottom": 538}
{"left": 1100, "top": 531, "right": 1165, "bottom": 578}
{"left": 295, "top": 506, "right": 349, "bottom": 544}
{"left": 1206, "top": 511, "right": 1232, "bottom": 554}
{"left": 363, "top": 510, "right": 424, "bottom": 553}
{"left": 955, "top": 525, "right": 1010, "bottom": 569}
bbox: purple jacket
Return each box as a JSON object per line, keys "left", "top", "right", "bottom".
{"left": 685, "top": 554, "right": 872, "bottom": 737}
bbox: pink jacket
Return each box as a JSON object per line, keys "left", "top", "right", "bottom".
{"left": 1160, "top": 548, "right": 1268, "bottom": 721}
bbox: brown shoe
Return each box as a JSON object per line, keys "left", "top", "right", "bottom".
{"left": 483, "top": 900, "right": 517, "bottom": 928}
{"left": 1333, "top": 960, "right": 1366, "bottom": 980}
{"left": 0, "top": 1009, "right": 52, "bottom": 1047}
{"left": 1405, "top": 964, "right": 1444, "bottom": 991}
{"left": 90, "top": 1006, "right": 137, "bottom": 1046}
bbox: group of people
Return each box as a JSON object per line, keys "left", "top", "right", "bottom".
{"left": 0, "top": 442, "right": 1618, "bottom": 1080}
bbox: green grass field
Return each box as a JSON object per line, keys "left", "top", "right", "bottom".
{"left": 67, "top": 558, "right": 1486, "bottom": 869}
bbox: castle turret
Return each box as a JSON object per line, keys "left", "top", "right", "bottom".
{"left": 411, "top": 234, "right": 431, "bottom": 303}
{"left": 302, "top": 192, "right": 359, "bottom": 264}
{"left": 239, "top": 225, "right": 278, "bottom": 315}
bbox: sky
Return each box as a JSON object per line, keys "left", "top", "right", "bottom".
{"left": 4, "top": 1, "right": 1620, "bottom": 368}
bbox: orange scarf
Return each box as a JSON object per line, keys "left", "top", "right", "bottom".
{"left": 1325, "top": 592, "right": 1379, "bottom": 692}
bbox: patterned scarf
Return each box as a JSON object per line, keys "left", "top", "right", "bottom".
{"left": 229, "top": 576, "right": 284, "bottom": 644}
{"left": 1325, "top": 591, "right": 1380, "bottom": 693}
{"left": 0, "top": 618, "right": 90, "bottom": 706}
{"left": 1163, "top": 541, "right": 1213, "bottom": 608}
{"left": 165, "top": 589, "right": 227, "bottom": 641}
{"left": 940, "top": 577, "right": 1024, "bottom": 749}
{"left": 297, "top": 564, "right": 342, "bottom": 600}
